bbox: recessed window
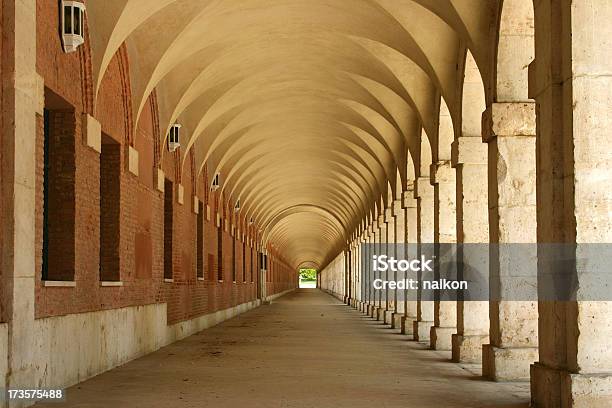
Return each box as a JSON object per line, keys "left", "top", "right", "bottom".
{"left": 197, "top": 200, "right": 204, "bottom": 279}
{"left": 164, "top": 179, "right": 173, "bottom": 280}
{"left": 242, "top": 241, "right": 247, "bottom": 282}
{"left": 41, "top": 88, "right": 76, "bottom": 282}
{"left": 217, "top": 223, "right": 223, "bottom": 281}
{"left": 99, "top": 134, "right": 120, "bottom": 282}
{"left": 250, "top": 245, "right": 254, "bottom": 283}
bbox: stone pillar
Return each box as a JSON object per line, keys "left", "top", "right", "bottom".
{"left": 402, "top": 188, "right": 418, "bottom": 336}
{"left": 451, "top": 137, "right": 490, "bottom": 363}
{"left": 349, "top": 239, "right": 359, "bottom": 308}
{"left": 391, "top": 199, "right": 406, "bottom": 330}
{"left": 482, "top": 102, "right": 538, "bottom": 381}
{"left": 1, "top": 1, "right": 40, "bottom": 404}
{"left": 357, "top": 233, "right": 365, "bottom": 311}
{"left": 384, "top": 207, "right": 395, "bottom": 324}
{"left": 344, "top": 247, "right": 350, "bottom": 304}
{"left": 367, "top": 224, "right": 376, "bottom": 317}
{"left": 430, "top": 161, "right": 458, "bottom": 351}
{"left": 530, "top": 1, "right": 612, "bottom": 406}
{"left": 375, "top": 215, "right": 387, "bottom": 320}
{"left": 413, "top": 177, "right": 435, "bottom": 341}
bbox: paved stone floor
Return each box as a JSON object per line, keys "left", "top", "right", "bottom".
{"left": 36, "top": 289, "right": 529, "bottom": 407}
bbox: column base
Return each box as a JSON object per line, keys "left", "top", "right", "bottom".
{"left": 391, "top": 313, "right": 403, "bottom": 330}
{"left": 482, "top": 344, "right": 538, "bottom": 381}
{"left": 366, "top": 304, "right": 374, "bottom": 317}
{"left": 413, "top": 320, "right": 433, "bottom": 342}
{"left": 451, "top": 334, "right": 489, "bottom": 363}
{"left": 531, "top": 362, "right": 612, "bottom": 408}
{"left": 430, "top": 326, "right": 456, "bottom": 351}
{"left": 375, "top": 307, "right": 385, "bottom": 321}
{"left": 384, "top": 309, "right": 394, "bottom": 325}
{"left": 401, "top": 315, "right": 415, "bottom": 336}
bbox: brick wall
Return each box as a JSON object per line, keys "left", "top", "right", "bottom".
{"left": 33, "top": 1, "right": 296, "bottom": 323}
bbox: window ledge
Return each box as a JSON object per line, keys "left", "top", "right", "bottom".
{"left": 100, "top": 281, "right": 123, "bottom": 287}
{"left": 164, "top": 278, "right": 174, "bottom": 283}
{"left": 197, "top": 277, "right": 205, "bottom": 281}
{"left": 43, "top": 280, "right": 76, "bottom": 287}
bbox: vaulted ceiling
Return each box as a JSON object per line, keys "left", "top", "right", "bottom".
{"left": 84, "top": 0, "right": 494, "bottom": 269}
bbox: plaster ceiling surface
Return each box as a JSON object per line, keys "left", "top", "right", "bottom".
{"left": 84, "top": 0, "right": 494, "bottom": 269}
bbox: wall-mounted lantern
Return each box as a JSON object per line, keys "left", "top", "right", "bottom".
{"left": 234, "top": 199, "right": 241, "bottom": 213}
{"left": 168, "top": 123, "right": 181, "bottom": 152}
{"left": 211, "top": 173, "right": 220, "bottom": 191}
{"left": 61, "top": 1, "right": 86, "bottom": 53}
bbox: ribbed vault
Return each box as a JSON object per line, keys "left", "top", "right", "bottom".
{"left": 84, "top": 0, "right": 494, "bottom": 269}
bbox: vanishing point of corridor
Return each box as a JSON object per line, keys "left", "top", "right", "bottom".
{"left": 36, "top": 290, "right": 528, "bottom": 408}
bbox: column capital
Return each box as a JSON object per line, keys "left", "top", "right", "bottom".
{"left": 482, "top": 102, "right": 536, "bottom": 142}
{"left": 392, "top": 199, "right": 403, "bottom": 216}
{"left": 414, "top": 177, "right": 433, "bottom": 198}
{"left": 430, "top": 161, "right": 455, "bottom": 185}
{"left": 451, "top": 137, "right": 487, "bottom": 167}
{"left": 384, "top": 207, "right": 393, "bottom": 222}
{"left": 403, "top": 190, "right": 417, "bottom": 208}
{"left": 377, "top": 215, "right": 385, "bottom": 228}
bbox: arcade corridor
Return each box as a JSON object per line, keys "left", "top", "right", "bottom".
{"left": 1, "top": 1, "right": 612, "bottom": 407}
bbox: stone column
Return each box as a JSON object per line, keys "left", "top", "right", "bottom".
{"left": 413, "top": 177, "right": 435, "bottom": 341}
{"left": 355, "top": 238, "right": 361, "bottom": 309}
{"left": 367, "top": 224, "right": 376, "bottom": 317}
{"left": 482, "top": 102, "right": 538, "bottom": 381}
{"left": 451, "top": 137, "right": 490, "bottom": 363}
{"left": 344, "top": 247, "right": 350, "bottom": 304}
{"left": 1, "top": 1, "right": 40, "bottom": 402}
{"left": 357, "top": 233, "right": 365, "bottom": 312}
{"left": 402, "top": 188, "right": 418, "bottom": 336}
{"left": 391, "top": 199, "right": 406, "bottom": 330}
{"left": 530, "top": 1, "right": 612, "bottom": 406}
{"left": 430, "top": 161, "right": 458, "bottom": 351}
{"left": 349, "top": 238, "right": 359, "bottom": 308}
{"left": 363, "top": 228, "right": 370, "bottom": 314}
{"left": 375, "top": 215, "right": 387, "bottom": 320}
{"left": 384, "top": 207, "right": 395, "bottom": 324}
